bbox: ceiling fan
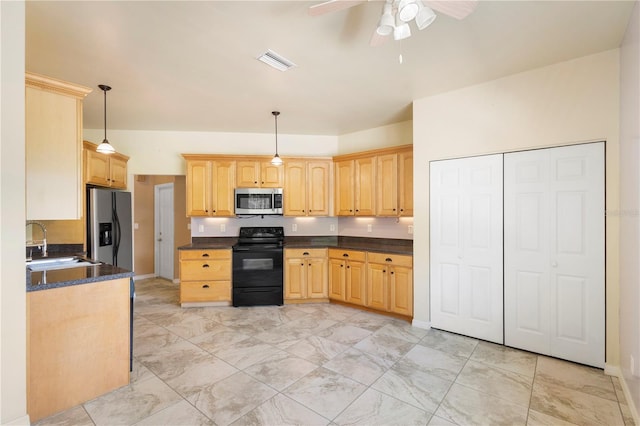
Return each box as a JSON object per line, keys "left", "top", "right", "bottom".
{"left": 309, "top": 0, "right": 478, "bottom": 46}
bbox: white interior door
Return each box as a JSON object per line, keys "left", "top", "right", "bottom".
{"left": 504, "top": 142, "right": 605, "bottom": 368}
{"left": 430, "top": 154, "right": 504, "bottom": 344}
{"left": 155, "top": 183, "right": 174, "bottom": 280}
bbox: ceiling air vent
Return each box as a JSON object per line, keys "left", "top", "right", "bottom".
{"left": 257, "top": 49, "right": 297, "bottom": 72}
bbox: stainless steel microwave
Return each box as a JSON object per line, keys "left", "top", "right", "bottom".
{"left": 234, "top": 188, "right": 283, "bottom": 215}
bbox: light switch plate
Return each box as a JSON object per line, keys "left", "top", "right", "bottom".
{"left": 198, "top": 224, "right": 204, "bottom": 232}
{"left": 367, "top": 224, "right": 372, "bottom": 233}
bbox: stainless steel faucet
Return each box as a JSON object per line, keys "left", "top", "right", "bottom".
{"left": 26, "top": 220, "right": 47, "bottom": 259}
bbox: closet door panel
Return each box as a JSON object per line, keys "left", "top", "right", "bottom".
{"left": 505, "top": 152, "right": 550, "bottom": 353}
{"left": 549, "top": 143, "right": 604, "bottom": 367}
{"left": 505, "top": 142, "right": 604, "bottom": 368}
{"left": 430, "top": 154, "right": 503, "bottom": 344}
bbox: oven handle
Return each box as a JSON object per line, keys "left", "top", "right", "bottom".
{"left": 237, "top": 287, "right": 279, "bottom": 293}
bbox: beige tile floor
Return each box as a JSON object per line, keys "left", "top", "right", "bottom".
{"left": 36, "top": 278, "right": 635, "bottom": 426}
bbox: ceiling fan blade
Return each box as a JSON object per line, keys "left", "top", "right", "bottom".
{"left": 424, "top": 0, "right": 478, "bottom": 20}
{"left": 308, "top": 0, "right": 366, "bottom": 17}
{"left": 369, "top": 30, "right": 389, "bottom": 47}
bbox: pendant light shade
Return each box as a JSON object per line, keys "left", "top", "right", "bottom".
{"left": 96, "top": 84, "right": 115, "bottom": 154}
{"left": 271, "top": 111, "right": 283, "bottom": 166}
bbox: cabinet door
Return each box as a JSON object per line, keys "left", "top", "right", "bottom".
{"left": 307, "top": 257, "right": 328, "bottom": 298}
{"left": 109, "top": 156, "right": 128, "bottom": 189}
{"left": 366, "top": 263, "right": 388, "bottom": 310}
{"left": 328, "top": 258, "right": 346, "bottom": 300}
{"left": 284, "top": 161, "right": 307, "bottom": 216}
{"left": 211, "top": 160, "right": 236, "bottom": 216}
{"left": 186, "top": 160, "right": 211, "bottom": 216}
{"left": 236, "top": 161, "right": 260, "bottom": 187}
{"left": 335, "top": 160, "right": 354, "bottom": 216}
{"left": 346, "top": 260, "right": 366, "bottom": 306}
{"left": 26, "top": 83, "right": 85, "bottom": 220}
{"left": 285, "top": 257, "right": 306, "bottom": 299}
{"left": 376, "top": 154, "right": 398, "bottom": 216}
{"left": 260, "top": 162, "right": 283, "bottom": 187}
{"left": 390, "top": 265, "right": 413, "bottom": 316}
{"left": 355, "top": 156, "right": 375, "bottom": 216}
{"left": 398, "top": 150, "right": 413, "bottom": 216}
{"left": 307, "top": 161, "right": 331, "bottom": 216}
{"left": 85, "top": 150, "right": 110, "bottom": 187}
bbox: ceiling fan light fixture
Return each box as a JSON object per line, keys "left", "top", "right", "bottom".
{"left": 376, "top": 2, "right": 395, "bottom": 36}
{"left": 415, "top": 3, "right": 437, "bottom": 30}
{"left": 270, "top": 111, "right": 283, "bottom": 166}
{"left": 398, "top": 0, "right": 419, "bottom": 22}
{"left": 96, "top": 84, "right": 115, "bottom": 154}
{"left": 393, "top": 15, "right": 411, "bottom": 40}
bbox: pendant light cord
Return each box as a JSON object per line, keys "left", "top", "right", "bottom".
{"left": 273, "top": 111, "right": 280, "bottom": 155}
{"left": 103, "top": 88, "right": 107, "bottom": 141}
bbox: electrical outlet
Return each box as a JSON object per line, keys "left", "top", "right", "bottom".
{"left": 367, "top": 224, "right": 372, "bottom": 233}
{"left": 220, "top": 224, "right": 226, "bottom": 233}
{"left": 292, "top": 223, "right": 298, "bottom": 232}
{"left": 330, "top": 224, "right": 336, "bottom": 232}
{"left": 198, "top": 224, "right": 204, "bottom": 232}
{"left": 187, "top": 223, "right": 191, "bottom": 230}
{"left": 408, "top": 225, "right": 413, "bottom": 234}
{"left": 134, "top": 223, "right": 139, "bottom": 230}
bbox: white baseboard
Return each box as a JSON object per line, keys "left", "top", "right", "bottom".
{"left": 134, "top": 273, "right": 156, "bottom": 281}
{"left": 412, "top": 318, "right": 431, "bottom": 330}
{"left": 3, "top": 413, "right": 30, "bottom": 425}
{"left": 604, "top": 364, "right": 640, "bottom": 425}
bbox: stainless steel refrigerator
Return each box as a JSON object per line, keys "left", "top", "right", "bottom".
{"left": 87, "top": 188, "right": 133, "bottom": 271}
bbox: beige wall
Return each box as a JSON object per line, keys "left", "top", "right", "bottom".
{"left": 83, "top": 129, "right": 339, "bottom": 176}
{"left": 412, "top": 50, "right": 621, "bottom": 369}
{"left": 0, "top": 1, "right": 29, "bottom": 424}
{"left": 618, "top": 0, "right": 640, "bottom": 415}
{"left": 337, "top": 121, "right": 413, "bottom": 154}
{"left": 133, "top": 175, "right": 189, "bottom": 280}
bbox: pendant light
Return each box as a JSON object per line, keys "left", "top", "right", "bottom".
{"left": 271, "top": 111, "right": 283, "bottom": 166}
{"left": 96, "top": 84, "right": 115, "bottom": 154}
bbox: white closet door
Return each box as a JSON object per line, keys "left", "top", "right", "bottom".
{"left": 430, "top": 154, "right": 504, "bottom": 344}
{"left": 504, "top": 142, "right": 604, "bottom": 368}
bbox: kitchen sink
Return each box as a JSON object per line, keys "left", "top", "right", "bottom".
{"left": 26, "top": 256, "right": 100, "bottom": 271}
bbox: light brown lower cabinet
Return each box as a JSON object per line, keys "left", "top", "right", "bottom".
{"left": 179, "top": 249, "right": 231, "bottom": 306}
{"left": 328, "top": 249, "right": 367, "bottom": 305}
{"left": 285, "top": 248, "right": 328, "bottom": 302}
{"left": 27, "top": 278, "right": 130, "bottom": 423}
{"left": 366, "top": 252, "right": 413, "bottom": 316}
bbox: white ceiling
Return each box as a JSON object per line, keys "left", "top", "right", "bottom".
{"left": 26, "top": 1, "right": 635, "bottom": 136}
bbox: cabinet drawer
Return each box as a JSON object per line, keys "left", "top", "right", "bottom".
{"left": 180, "top": 259, "right": 231, "bottom": 281}
{"left": 180, "top": 281, "right": 231, "bottom": 302}
{"left": 367, "top": 252, "right": 413, "bottom": 267}
{"left": 328, "top": 248, "right": 366, "bottom": 262}
{"left": 180, "top": 249, "right": 231, "bottom": 261}
{"left": 285, "top": 248, "right": 327, "bottom": 258}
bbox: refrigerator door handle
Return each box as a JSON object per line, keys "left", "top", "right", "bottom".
{"left": 112, "top": 193, "right": 121, "bottom": 266}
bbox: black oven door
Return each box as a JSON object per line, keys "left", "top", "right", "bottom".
{"left": 232, "top": 246, "right": 283, "bottom": 306}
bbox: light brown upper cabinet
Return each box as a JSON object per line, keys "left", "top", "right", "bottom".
{"left": 376, "top": 147, "right": 413, "bottom": 217}
{"left": 284, "top": 159, "right": 332, "bottom": 216}
{"left": 84, "top": 141, "right": 129, "bottom": 189}
{"left": 398, "top": 149, "right": 413, "bottom": 216}
{"left": 26, "top": 72, "right": 92, "bottom": 220}
{"left": 334, "top": 156, "right": 376, "bottom": 216}
{"left": 236, "top": 160, "right": 283, "bottom": 188}
{"left": 185, "top": 159, "right": 235, "bottom": 217}
{"left": 334, "top": 145, "right": 412, "bottom": 218}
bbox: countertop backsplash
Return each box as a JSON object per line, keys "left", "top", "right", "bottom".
{"left": 190, "top": 216, "right": 413, "bottom": 240}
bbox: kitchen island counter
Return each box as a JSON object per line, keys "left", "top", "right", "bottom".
{"left": 27, "top": 261, "right": 133, "bottom": 292}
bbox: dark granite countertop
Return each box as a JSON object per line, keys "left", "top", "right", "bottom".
{"left": 26, "top": 253, "right": 134, "bottom": 292}
{"left": 179, "top": 236, "right": 413, "bottom": 255}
